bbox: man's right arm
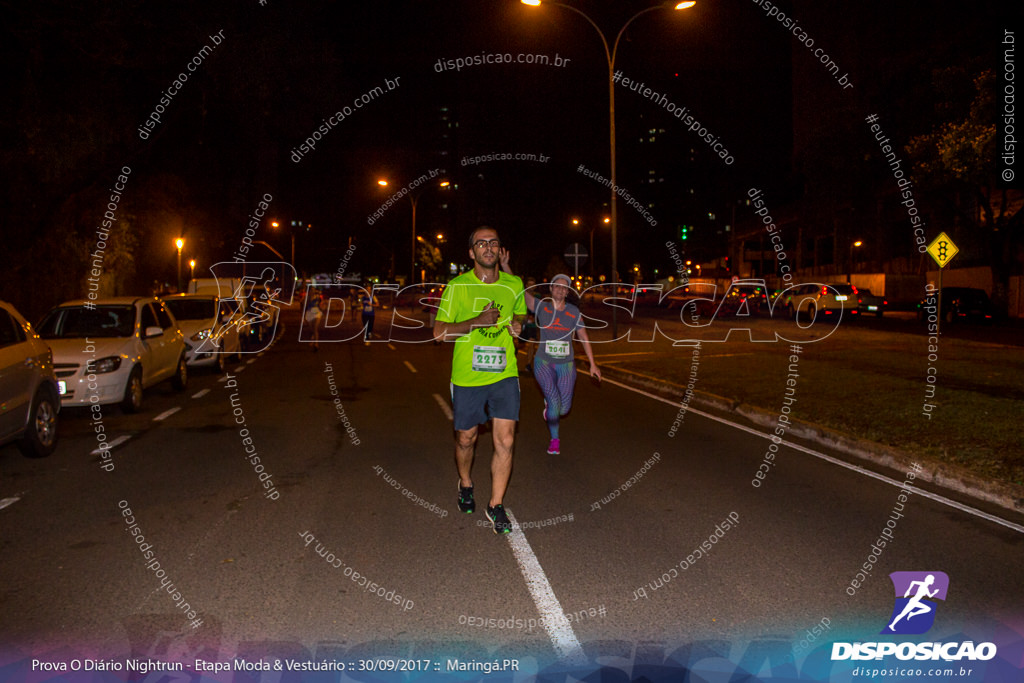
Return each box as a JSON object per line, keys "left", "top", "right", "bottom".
{"left": 433, "top": 301, "right": 500, "bottom": 341}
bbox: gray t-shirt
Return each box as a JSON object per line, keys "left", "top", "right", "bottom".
{"left": 534, "top": 300, "right": 582, "bottom": 364}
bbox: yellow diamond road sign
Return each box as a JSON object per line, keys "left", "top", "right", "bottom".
{"left": 926, "top": 232, "right": 959, "bottom": 268}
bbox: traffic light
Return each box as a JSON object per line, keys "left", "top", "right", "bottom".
{"left": 679, "top": 224, "right": 690, "bottom": 241}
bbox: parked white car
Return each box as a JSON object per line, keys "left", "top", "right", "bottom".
{"left": 0, "top": 300, "right": 60, "bottom": 457}
{"left": 36, "top": 297, "right": 187, "bottom": 413}
{"left": 163, "top": 294, "right": 242, "bottom": 372}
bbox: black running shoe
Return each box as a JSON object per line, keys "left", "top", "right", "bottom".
{"left": 458, "top": 483, "right": 475, "bottom": 514}
{"left": 486, "top": 504, "right": 512, "bottom": 534}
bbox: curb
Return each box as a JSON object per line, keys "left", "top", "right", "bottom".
{"left": 597, "top": 364, "right": 1024, "bottom": 517}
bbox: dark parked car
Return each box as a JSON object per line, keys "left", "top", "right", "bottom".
{"left": 855, "top": 288, "right": 887, "bottom": 317}
{"left": 917, "top": 287, "right": 994, "bottom": 324}
{"left": 0, "top": 300, "right": 60, "bottom": 457}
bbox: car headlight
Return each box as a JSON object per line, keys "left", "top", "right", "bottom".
{"left": 191, "top": 328, "right": 213, "bottom": 341}
{"left": 88, "top": 356, "right": 122, "bottom": 374}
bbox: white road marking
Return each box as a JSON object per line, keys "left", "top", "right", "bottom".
{"left": 92, "top": 435, "right": 130, "bottom": 454}
{"left": 218, "top": 375, "right": 228, "bottom": 382}
{"left": 591, "top": 351, "right": 658, "bottom": 359}
{"left": 0, "top": 497, "right": 22, "bottom": 510}
{"left": 432, "top": 393, "right": 453, "bottom": 421}
{"left": 388, "top": 343, "right": 397, "bottom": 351}
{"left": 587, "top": 369, "right": 1024, "bottom": 535}
{"left": 403, "top": 361, "right": 417, "bottom": 373}
{"left": 192, "top": 389, "right": 210, "bottom": 399}
{"left": 504, "top": 509, "right": 587, "bottom": 665}
{"left": 246, "top": 358, "right": 257, "bottom": 364}
{"left": 153, "top": 407, "right": 181, "bottom": 422}
{"left": 235, "top": 366, "right": 246, "bottom": 373}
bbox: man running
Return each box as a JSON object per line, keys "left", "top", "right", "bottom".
{"left": 434, "top": 227, "right": 526, "bottom": 534}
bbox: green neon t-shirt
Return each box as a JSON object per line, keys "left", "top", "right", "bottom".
{"left": 436, "top": 270, "right": 526, "bottom": 386}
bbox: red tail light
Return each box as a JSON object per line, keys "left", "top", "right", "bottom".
{"left": 852, "top": 285, "right": 859, "bottom": 294}
{"left": 821, "top": 286, "right": 829, "bottom": 296}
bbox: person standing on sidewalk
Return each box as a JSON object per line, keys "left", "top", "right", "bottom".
{"left": 434, "top": 227, "right": 526, "bottom": 534}
{"left": 500, "top": 251, "right": 600, "bottom": 455}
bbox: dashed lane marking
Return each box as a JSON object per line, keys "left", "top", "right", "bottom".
{"left": 153, "top": 407, "right": 181, "bottom": 422}
{"left": 432, "top": 393, "right": 453, "bottom": 421}
{"left": 92, "top": 435, "right": 130, "bottom": 454}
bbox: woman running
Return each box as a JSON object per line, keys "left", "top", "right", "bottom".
{"left": 500, "top": 250, "right": 600, "bottom": 454}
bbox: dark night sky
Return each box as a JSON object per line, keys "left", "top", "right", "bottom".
{"left": 1, "top": 0, "right": 1015, "bottom": 304}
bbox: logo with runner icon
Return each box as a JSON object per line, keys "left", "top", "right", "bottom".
{"left": 881, "top": 571, "right": 949, "bottom": 635}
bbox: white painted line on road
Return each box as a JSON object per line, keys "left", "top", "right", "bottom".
{"left": 235, "top": 366, "right": 247, "bottom": 373}
{"left": 388, "top": 343, "right": 397, "bottom": 351}
{"left": 504, "top": 509, "right": 587, "bottom": 666}
{"left": 246, "top": 358, "right": 257, "bottom": 364}
{"left": 404, "top": 361, "right": 418, "bottom": 373}
{"left": 0, "top": 496, "right": 22, "bottom": 511}
{"left": 153, "top": 407, "right": 181, "bottom": 422}
{"left": 192, "top": 389, "right": 210, "bottom": 399}
{"left": 587, "top": 369, "right": 1024, "bottom": 535}
{"left": 92, "top": 435, "right": 130, "bottom": 454}
{"left": 432, "top": 393, "right": 453, "bottom": 421}
{"left": 218, "top": 375, "right": 228, "bottom": 382}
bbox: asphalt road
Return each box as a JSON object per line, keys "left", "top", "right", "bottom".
{"left": 2, "top": 307, "right": 1021, "bottom": 676}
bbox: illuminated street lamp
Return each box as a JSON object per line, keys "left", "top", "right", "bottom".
{"left": 571, "top": 216, "right": 611, "bottom": 283}
{"left": 175, "top": 238, "right": 184, "bottom": 292}
{"left": 848, "top": 240, "right": 863, "bottom": 283}
{"left": 376, "top": 177, "right": 450, "bottom": 285}
{"left": 189, "top": 259, "right": 196, "bottom": 281}
{"left": 523, "top": 0, "right": 694, "bottom": 335}
{"left": 271, "top": 220, "right": 295, "bottom": 266}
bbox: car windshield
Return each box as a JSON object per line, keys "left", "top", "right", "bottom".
{"left": 166, "top": 298, "right": 216, "bottom": 321}
{"left": 38, "top": 305, "right": 135, "bottom": 338}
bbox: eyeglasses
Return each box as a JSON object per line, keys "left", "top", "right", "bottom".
{"left": 472, "top": 239, "right": 500, "bottom": 249}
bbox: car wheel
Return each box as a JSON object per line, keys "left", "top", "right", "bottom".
{"left": 944, "top": 310, "right": 954, "bottom": 324}
{"left": 17, "top": 387, "right": 59, "bottom": 458}
{"left": 121, "top": 366, "right": 144, "bottom": 413}
{"left": 171, "top": 354, "right": 188, "bottom": 390}
{"left": 215, "top": 343, "right": 226, "bottom": 373}
{"left": 876, "top": 310, "right": 883, "bottom": 318}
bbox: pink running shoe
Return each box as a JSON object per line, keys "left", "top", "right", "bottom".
{"left": 547, "top": 438, "right": 560, "bottom": 455}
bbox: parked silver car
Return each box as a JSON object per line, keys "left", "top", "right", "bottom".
{"left": 0, "top": 300, "right": 60, "bottom": 457}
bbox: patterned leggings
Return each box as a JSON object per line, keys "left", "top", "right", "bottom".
{"left": 533, "top": 357, "right": 577, "bottom": 438}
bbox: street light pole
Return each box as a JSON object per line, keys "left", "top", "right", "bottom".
{"left": 523, "top": 1, "right": 692, "bottom": 337}
{"left": 378, "top": 178, "right": 449, "bottom": 286}
{"left": 848, "top": 240, "right": 862, "bottom": 284}
{"left": 410, "top": 195, "right": 418, "bottom": 285}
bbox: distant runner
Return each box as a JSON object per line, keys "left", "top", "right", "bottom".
{"left": 501, "top": 252, "right": 600, "bottom": 455}
{"left": 434, "top": 227, "right": 526, "bottom": 534}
